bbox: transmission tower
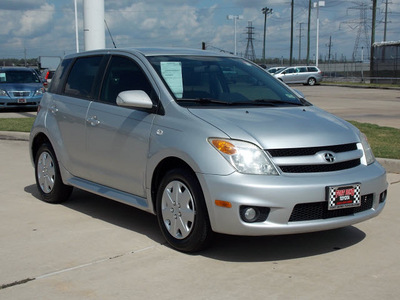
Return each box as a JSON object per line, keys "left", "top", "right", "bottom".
{"left": 244, "top": 21, "right": 256, "bottom": 61}
{"left": 341, "top": 2, "right": 371, "bottom": 61}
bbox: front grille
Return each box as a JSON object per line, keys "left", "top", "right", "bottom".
{"left": 289, "top": 194, "right": 373, "bottom": 222}
{"left": 268, "top": 143, "right": 357, "bottom": 157}
{"left": 266, "top": 143, "right": 361, "bottom": 173}
{"left": 12, "top": 91, "right": 30, "bottom": 97}
{"left": 280, "top": 159, "right": 360, "bottom": 173}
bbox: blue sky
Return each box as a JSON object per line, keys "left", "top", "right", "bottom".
{"left": 0, "top": 0, "right": 398, "bottom": 61}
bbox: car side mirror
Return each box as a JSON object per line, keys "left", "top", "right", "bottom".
{"left": 116, "top": 90, "right": 153, "bottom": 109}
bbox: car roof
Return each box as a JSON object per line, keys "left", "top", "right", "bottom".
{"left": 64, "top": 47, "right": 235, "bottom": 59}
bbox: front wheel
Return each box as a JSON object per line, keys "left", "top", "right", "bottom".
{"left": 156, "top": 168, "right": 212, "bottom": 252}
{"left": 35, "top": 144, "right": 73, "bottom": 203}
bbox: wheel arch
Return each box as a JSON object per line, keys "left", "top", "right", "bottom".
{"left": 31, "top": 132, "right": 52, "bottom": 163}
{"left": 150, "top": 157, "right": 196, "bottom": 213}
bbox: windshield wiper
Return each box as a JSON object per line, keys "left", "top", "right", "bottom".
{"left": 252, "top": 99, "right": 303, "bottom": 106}
{"left": 178, "top": 98, "right": 231, "bottom": 105}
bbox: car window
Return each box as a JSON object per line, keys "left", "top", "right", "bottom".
{"left": 100, "top": 56, "right": 154, "bottom": 104}
{"left": 0, "top": 70, "right": 40, "bottom": 84}
{"left": 307, "top": 67, "right": 318, "bottom": 72}
{"left": 64, "top": 56, "right": 103, "bottom": 99}
{"left": 148, "top": 56, "right": 303, "bottom": 107}
{"left": 298, "top": 67, "right": 307, "bottom": 72}
{"left": 286, "top": 68, "right": 295, "bottom": 74}
{"left": 48, "top": 58, "right": 73, "bottom": 93}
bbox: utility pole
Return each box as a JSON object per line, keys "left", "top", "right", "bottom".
{"left": 227, "top": 15, "right": 243, "bottom": 55}
{"left": 262, "top": 7, "right": 273, "bottom": 62}
{"left": 298, "top": 22, "right": 305, "bottom": 62}
{"left": 306, "top": 0, "right": 312, "bottom": 65}
{"left": 290, "top": 0, "right": 294, "bottom": 66}
{"left": 326, "top": 35, "right": 332, "bottom": 62}
{"left": 370, "top": 0, "right": 377, "bottom": 81}
{"left": 244, "top": 21, "right": 256, "bottom": 61}
{"left": 383, "top": 0, "right": 389, "bottom": 41}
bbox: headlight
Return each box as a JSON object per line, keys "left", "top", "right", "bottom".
{"left": 209, "top": 138, "right": 279, "bottom": 175}
{"left": 34, "top": 88, "right": 45, "bottom": 96}
{"left": 0, "top": 89, "right": 8, "bottom": 97}
{"left": 360, "top": 132, "right": 375, "bottom": 165}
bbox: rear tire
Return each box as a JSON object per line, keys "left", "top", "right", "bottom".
{"left": 35, "top": 144, "right": 72, "bottom": 203}
{"left": 307, "top": 77, "right": 316, "bottom": 86}
{"left": 156, "top": 168, "right": 213, "bottom": 252}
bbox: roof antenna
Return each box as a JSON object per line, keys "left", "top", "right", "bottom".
{"left": 104, "top": 19, "right": 117, "bottom": 48}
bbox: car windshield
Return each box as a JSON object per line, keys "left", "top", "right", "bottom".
{"left": 147, "top": 56, "right": 305, "bottom": 107}
{"left": 0, "top": 70, "right": 41, "bottom": 84}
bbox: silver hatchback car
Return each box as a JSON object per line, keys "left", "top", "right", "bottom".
{"left": 274, "top": 66, "right": 323, "bottom": 85}
{"left": 30, "top": 48, "right": 387, "bottom": 252}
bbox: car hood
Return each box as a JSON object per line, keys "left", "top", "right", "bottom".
{"left": 0, "top": 83, "right": 42, "bottom": 92}
{"left": 188, "top": 106, "right": 360, "bottom": 149}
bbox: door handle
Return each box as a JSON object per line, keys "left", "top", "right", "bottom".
{"left": 50, "top": 105, "right": 58, "bottom": 114}
{"left": 87, "top": 115, "right": 100, "bottom": 126}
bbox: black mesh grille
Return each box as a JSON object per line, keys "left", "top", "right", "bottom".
{"left": 267, "top": 143, "right": 358, "bottom": 157}
{"left": 279, "top": 159, "right": 360, "bottom": 173}
{"left": 289, "top": 194, "right": 373, "bottom": 222}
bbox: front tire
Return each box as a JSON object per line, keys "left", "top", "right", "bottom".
{"left": 156, "top": 168, "right": 212, "bottom": 252}
{"left": 35, "top": 144, "right": 72, "bottom": 203}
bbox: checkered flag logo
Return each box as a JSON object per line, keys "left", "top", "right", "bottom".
{"left": 328, "top": 184, "right": 361, "bottom": 210}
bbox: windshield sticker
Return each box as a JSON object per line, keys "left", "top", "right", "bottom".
{"left": 161, "top": 62, "right": 183, "bottom": 98}
{"left": 0, "top": 73, "right": 5, "bottom": 82}
{"left": 286, "top": 93, "right": 296, "bottom": 99}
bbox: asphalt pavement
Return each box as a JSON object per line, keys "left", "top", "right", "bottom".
{"left": 0, "top": 85, "right": 399, "bottom": 299}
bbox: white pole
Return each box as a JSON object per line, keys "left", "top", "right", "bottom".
{"left": 83, "top": 0, "right": 105, "bottom": 51}
{"left": 234, "top": 17, "right": 237, "bottom": 55}
{"left": 74, "top": 0, "right": 79, "bottom": 53}
{"left": 227, "top": 15, "right": 243, "bottom": 56}
{"left": 315, "top": 1, "right": 325, "bottom": 67}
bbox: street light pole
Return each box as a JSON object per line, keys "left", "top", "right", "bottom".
{"left": 262, "top": 7, "right": 273, "bottom": 62}
{"left": 227, "top": 15, "right": 243, "bottom": 56}
{"left": 314, "top": 1, "right": 325, "bottom": 67}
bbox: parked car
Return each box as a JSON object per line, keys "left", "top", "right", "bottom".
{"left": 274, "top": 66, "right": 323, "bottom": 85}
{"left": 0, "top": 67, "right": 45, "bottom": 110}
{"left": 267, "top": 66, "right": 285, "bottom": 74}
{"left": 41, "top": 69, "right": 55, "bottom": 90}
{"left": 29, "top": 48, "right": 387, "bottom": 252}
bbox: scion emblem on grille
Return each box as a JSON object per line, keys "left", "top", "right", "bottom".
{"left": 324, "top": 152, "right": 336, "bottom": 163}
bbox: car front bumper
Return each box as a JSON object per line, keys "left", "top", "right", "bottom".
{"left": 0, "top": 96, "right": 42, "bottom": 109}
{"left": 198, "top": 161, "right": 387, "bottom": 236}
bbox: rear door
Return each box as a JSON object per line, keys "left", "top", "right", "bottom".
{"left": 48, "top": 55, "right": 104, "bottom": 178}
{"left": 85, "top": 54, "right": 158, "bottom": 197}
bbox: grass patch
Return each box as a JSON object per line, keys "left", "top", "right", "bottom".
{"left": 323, "top": 81, "right": 400, "bottom": 89}
{"left": 349, "top": 120, "right": 400, "bottom": 160}
{"left": 0, "top": 117, "right": 35, "bottom": 132}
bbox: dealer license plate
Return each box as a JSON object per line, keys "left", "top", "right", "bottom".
{"left": 327, "top": 184, "right": 361, "bottom": 210}
{"left": 17, "top": 98, "right": 27, "bottom": 103}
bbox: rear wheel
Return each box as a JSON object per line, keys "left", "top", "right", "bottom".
{"left": 35, "top": 144, "right": 72, "bottom": 203}
{"left": 156, "top": 168, "right": 212, "bottom": 252}
{"left": 307, "top": 77, "right": 316, "bottom": 86}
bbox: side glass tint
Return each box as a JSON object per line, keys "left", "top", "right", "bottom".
{"left": 100, "top": 56, "right": 154, "bottom": 104}
{"left": 64, "top": 56, "right": 103, "bottom": 99}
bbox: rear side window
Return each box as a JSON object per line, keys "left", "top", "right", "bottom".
{"left": 298, "top": 67, "right": 307, "bottom": 72}
{"left": 64, "top": 56, "right": 103, "bottom": 99}
{"left": 307, "top": 67, "right": 318, "bottom": 72}
{"left": 48, "top": 58, "right": 73, "bottom": 93}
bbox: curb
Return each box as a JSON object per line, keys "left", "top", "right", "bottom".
{"left": 1, "top": 131, "right": 398, "bottom": 174}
